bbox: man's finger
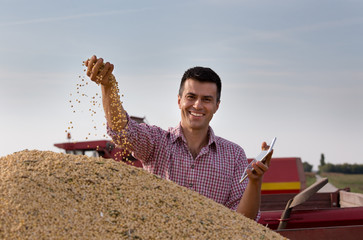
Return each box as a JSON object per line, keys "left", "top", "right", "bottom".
{"left": 255, "top": 161, "right": 268, "bottom": 172}
{"left": 250, "top": 163, "right": 264, "bottom": 176}
{"left": 86, "top": 55, "right": 97, "bottom": 77}
{"left": 99, "top": 62, "right": 110, "bottom": 83}
{"left": 91, "top": 58, "right": 104, "bottom": 82}
{"left": 261, "top": 141, "right": 269, "bottom": 151}
{"left": 264, "top": 150, "right": 273, "bottom": 167}
{"left": 104, "top": 64, "right": 114, "bottom": 84}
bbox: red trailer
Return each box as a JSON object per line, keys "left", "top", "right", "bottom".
{"left": 258, "top": 178, "right": 363, "bottom": 239}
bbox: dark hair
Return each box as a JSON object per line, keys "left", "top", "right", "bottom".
{"left": 179, "top": 66, "right": 222, "bottom": 102}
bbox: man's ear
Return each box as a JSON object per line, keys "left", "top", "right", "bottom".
{"left": 215, "top": 100, "right": 220, "bottom": 113}
{"left": 177, "top": 94, "right": 181, "bottom": 109}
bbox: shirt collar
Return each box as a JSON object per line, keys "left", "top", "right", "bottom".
{"left": 170, "top": 123, "right": 217, "bottom": 147}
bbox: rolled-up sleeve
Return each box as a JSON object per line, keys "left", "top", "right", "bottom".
{"left": 107, "top": 113, "right": 165, "bottom": 163}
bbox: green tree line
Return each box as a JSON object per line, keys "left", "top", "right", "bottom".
{"left": 302, "top": 154, "right": 363, "bottom": 174}
{"left": 319, "top": 163, "right": 363, "bottom": 174}
{"left": 318, "top": 153, "right": 363, "bottom": 174}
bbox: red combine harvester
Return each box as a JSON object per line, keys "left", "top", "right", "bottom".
{"left": 54, "top": 139, "right": 143, "bottom": 168}
{"left": 54, "top": 120, "right": 363, "bottom": 239}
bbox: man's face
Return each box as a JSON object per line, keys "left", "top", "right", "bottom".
{"left": 178, "top": 78, "right": 220, "bottom": 132}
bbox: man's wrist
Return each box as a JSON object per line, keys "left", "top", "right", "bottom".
{"left": 248, "top": 177, "right": 263, "bottom": 189}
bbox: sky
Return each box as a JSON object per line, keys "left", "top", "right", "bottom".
{"left": 0, "top": 0, "right": 362, "bottom": 170}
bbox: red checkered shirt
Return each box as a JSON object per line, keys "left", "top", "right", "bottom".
{"left": 108, "top": 115, "right": 260, "bottom": 219}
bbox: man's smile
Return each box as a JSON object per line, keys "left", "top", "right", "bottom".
{"left": 189, "top": 111, "right": 204, "bottom": 117}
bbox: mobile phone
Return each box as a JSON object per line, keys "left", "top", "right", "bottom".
{"left": 239, "top": 137, "right": 277, "bottom": 183}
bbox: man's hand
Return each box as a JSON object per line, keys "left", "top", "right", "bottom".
{"left": 85, "top": 55, "right": 114, "bottom": 86}
{"left": 247, "top": 142, "right": 273, "bottom": 182}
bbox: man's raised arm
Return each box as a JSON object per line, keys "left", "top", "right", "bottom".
{"left": 85, "top": 55, "right": 127, "bottom": 133}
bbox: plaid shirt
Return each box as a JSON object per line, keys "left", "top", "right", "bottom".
{"left": 108, "top": 115, "right": 259, "bottom": 218}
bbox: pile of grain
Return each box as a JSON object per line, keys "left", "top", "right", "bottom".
{"left": 0, "top": 150, "right": 284, "bottom": 239}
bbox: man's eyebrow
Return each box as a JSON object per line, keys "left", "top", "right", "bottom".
{"left": 186, "top": 92, "right": 214, "bottom": 98}
{"left": 203, "top": 95, "right": 214, "bottom": 99}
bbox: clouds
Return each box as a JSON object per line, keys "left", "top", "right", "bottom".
{"left": 0, "top": 8, "right": 153, "bottom": 27}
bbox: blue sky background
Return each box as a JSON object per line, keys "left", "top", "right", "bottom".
{"left": 1, "top": 0, "right": 362, "bottom": 170}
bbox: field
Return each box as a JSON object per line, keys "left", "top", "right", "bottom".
{"left": 305, "top": 172, "right": 363, "bottom": 194}
{"left": 305, "top": 172, "right": 317, "bottom": 187}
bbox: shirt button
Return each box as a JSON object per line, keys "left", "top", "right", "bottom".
{"left": 189, "top": 183, "right": 193, "bottom": 188}
{"left": 191, "top": 164, "right": 195, "bottom": 169}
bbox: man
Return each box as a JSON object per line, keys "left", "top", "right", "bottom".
{"left": 85, "top": 55, "right": 272, "bottom": 220}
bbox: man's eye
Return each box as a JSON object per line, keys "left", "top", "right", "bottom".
{"left": 186, "top": 95, "right": 194, "bottom": 100}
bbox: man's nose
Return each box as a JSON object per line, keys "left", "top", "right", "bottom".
{"left": 193, "top": 98, "right": 203, "bottom": 109}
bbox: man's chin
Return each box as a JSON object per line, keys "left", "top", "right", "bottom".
{"left": 188, "top": 123, "right": 208, "bottom": 131}
{"left": 181, "top": 118, "right": 209, "bottom": 131}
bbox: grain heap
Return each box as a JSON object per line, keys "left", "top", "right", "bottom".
{"left": 0, "top": 150, "right": 285, "bottom": 239}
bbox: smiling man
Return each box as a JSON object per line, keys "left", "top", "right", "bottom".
{"left": 177, "top": 69, "right": 220, "bottom": 159}
{"left": 85, "top": 55, "right": 271, "bottom": 220}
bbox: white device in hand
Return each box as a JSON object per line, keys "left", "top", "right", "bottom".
{"left": 239, "top": 137, "right": 277, "bottom": 183}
